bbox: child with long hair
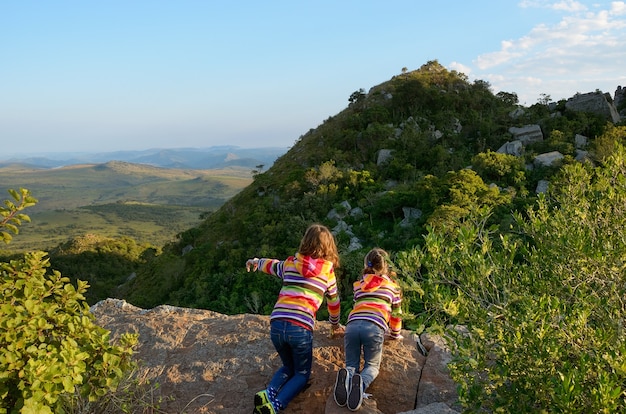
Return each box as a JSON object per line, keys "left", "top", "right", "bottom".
{"left": 333, "top": 247, "right": 402, "bottom": 411}
{"left": 246, "top": 223, "right": 343, "bottom": 414}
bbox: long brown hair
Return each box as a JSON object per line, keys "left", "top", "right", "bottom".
{"left": 363, "top": 247, "right": 389, "bottom": 276}
{"left": 298, "top": 223, "right": 340, "bottom": 268}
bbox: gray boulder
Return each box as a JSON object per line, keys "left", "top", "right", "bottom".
{"left": 575, "top": 134, "right": 588, "bottom": 149}
{"left": 378, "top": 149, "right": 394, "bottom": 165}
{"left": 400, "top": 207, "right": 423, "bottom": 228}
{"left": 534, "top": 151, "right": 564, "bottom": 167}
{"left": 497, "top": 140, "right": 523, "bottom": 156}
{"left": 536, "top": 180, "right": 550, "bottom": 194}
{"left": 565, "top": 91, "right": 621, "bottom": 123}
{"left": 508, "top": 125, "right": 543, "bottom": 144}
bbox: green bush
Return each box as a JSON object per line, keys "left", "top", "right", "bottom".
{"left": 406, "top": 140, "right": 626, "bottom": 412}
{"left": 0, "top": 189, "right": 35, "bottom": 245}
{"left": 0, "top": 189, "right": 138, "bottom": 414}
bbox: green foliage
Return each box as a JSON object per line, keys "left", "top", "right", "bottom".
{"left": 591, "top": 124, "right": 626, "bottom": 163}
{"left": 540, "top": 107, "right": 606, "bottom": 144}
{"left": 0, "top": 189, "right": 138, "bottom": 413}
{"left": 420, "top": 169, "right": 512, "bottom": 233}
{"left": 122, "top": 252, "right": 187, "bottom": 309}
{"left": 348, "top": 88, "right": 366, "bottom": 106}
{"left": 471, "top": 150, "right": 526, "bottom": 188}
{"left": 0, "top": 189, "right": 37, "bottom": 245}
{"left": 48, "top": 234, "right": 158, "bottom": 305}
{"left": 495, "top": 91, "right": 519, "bottom": 106}
{"left": 396, "top": 207, "right": 518, "bottom": 332}
{"left": 130, "top": 63, "right": 623, "bottom": 321}
{"left": 412, "top": 141, "right": 626, "bottom": 412}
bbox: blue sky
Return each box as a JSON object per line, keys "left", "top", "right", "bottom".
{"left": 2, "top": 0, "right": 625, "bottom": 155}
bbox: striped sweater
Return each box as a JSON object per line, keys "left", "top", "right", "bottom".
{"left": 347, "top": 273, "right": 402, "bottom": 337}
{"left": 257, "top": 253, "right": 341, "bottom": 330}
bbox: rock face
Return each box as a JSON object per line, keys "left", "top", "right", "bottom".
{"left": 616, "top": 86, "right": 626, "bottom": 106}
{"left": 92, "top": 299, "right": 459, "bottom": 414}
{"left": 565, "top": 91, "right": 621, "bottom": 123}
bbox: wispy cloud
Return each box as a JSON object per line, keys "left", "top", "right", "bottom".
{"left": 610, "top": 1, "right": 626, "bottom": 15}
{"left": 519, "top": 0, "right": 588, "bottom": 12}
{"left": 471, "top": 1, "right": 626, "bottom": 103}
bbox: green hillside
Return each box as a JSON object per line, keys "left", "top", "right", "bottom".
{"left": 117, "top": 62, "right": 626, "bottom": 411}
{"left": 124, "top": 61, "right": 611, "bottom": 310}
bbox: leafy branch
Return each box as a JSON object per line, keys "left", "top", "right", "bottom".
{"left": 0, "top": 188, "right": 38, "bottom": 244}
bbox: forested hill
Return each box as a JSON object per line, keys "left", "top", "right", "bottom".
{"left": 122, "top": 60, "right": 625, "bottom": 315}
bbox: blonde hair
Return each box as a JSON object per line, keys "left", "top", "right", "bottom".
{"left": 363, "top": 247, "right": 389, "bottom": 276}
{"left": 298, "top": 223, "right": 340, "bottom": 268}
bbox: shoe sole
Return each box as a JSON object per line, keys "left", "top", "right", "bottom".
{"left": 347, "top": 373, "right": 363, "bottom": 411}
{"left": 333, "top": 367, "right": 349, "bottom": 406}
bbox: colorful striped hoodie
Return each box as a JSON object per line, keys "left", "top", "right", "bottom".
{"left": 257, "top": 253, "right": 341, "bottom": 331}
{"left": 347, "top": 273, "right": 402, "bottom": 337}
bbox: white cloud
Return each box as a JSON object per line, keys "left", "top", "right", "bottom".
{"left": 471, "top": 2, "right": 626, "bottom": 103}
{"left": 551, "top": 1, "right": 588, "bottom": 12}
{"left": 448, "top": 61, "right": 472, "bottom": 76}
{"left": 518, "top": 0, "right": 588, "bottom": 12}
{"left": 610, "top": 1, "right": 626, "bottom": 15}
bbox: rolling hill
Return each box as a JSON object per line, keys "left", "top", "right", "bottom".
{"left": 0, "top": 145, "right": 288, "bottom": 170}
{"left": 0, "top": 161, "right": 255, "bottom": 252}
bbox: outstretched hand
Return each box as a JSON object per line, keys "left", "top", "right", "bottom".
{"left": 246, "top": 258, "right": 259, "bottom": 272}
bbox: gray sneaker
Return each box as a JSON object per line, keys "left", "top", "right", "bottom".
{"left": 333, "top": 368, "right": 349, "bottom": 406}
{"left": 347, "top": 373, "right": 363, "bottom": 411}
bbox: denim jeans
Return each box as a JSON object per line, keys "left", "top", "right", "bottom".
{"left": 344, "top": 319, "right": 385, "bottom": 390}
{"left": 268, "top": 319, "right": 313, "bottom": 408}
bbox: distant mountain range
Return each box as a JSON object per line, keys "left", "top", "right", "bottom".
{"left": 0, "top": 146, "right": 289, "bottom": 170}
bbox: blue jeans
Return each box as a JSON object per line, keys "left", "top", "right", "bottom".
{"left": 344, "top": 319, "right": 385, "bottom": 390}
{"left": 268, "top": 319, "right": 313, "bottom": 408}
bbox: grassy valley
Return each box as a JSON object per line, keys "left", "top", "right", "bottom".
{"left": 0, "top": 161, "right": 252, "bottom": 252}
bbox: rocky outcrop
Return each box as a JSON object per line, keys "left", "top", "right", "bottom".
{"left": 614, "top": 86, "right": 625, "bottom": 118}
{"left": 536, "top": 180, "right": 550, "bottom": 194}
{"left": 533, "top": 151, "right": 564, "bottom": 167}
{"left": 575, "top": 134, "right": 588, "bottom": 149}
{"left": 378, "top": 149, "right": 394, "bottom": 166}
{"left": 92, "top": 299, "right": 459, "bottom": 414}
{"left": 400, "top": 207, "right": 423, "bottom": 228}
{"left": 496, "top": 140, "right": 523, "bottom": 156}
{"left": 565, "top": 91, "right": 621, "bottom": 123}
{"left": 508, "top": 125, "right": 543, "bottom": 145}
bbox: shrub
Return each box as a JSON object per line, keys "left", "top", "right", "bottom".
{"left": 409, "top": 141, "right": 626, "bottom": 412}
{"left": 0, "top": 189, "right": 138, "bottom": 413}
{"left": 0, "top": 188, "right": 36, "bottom": 245}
